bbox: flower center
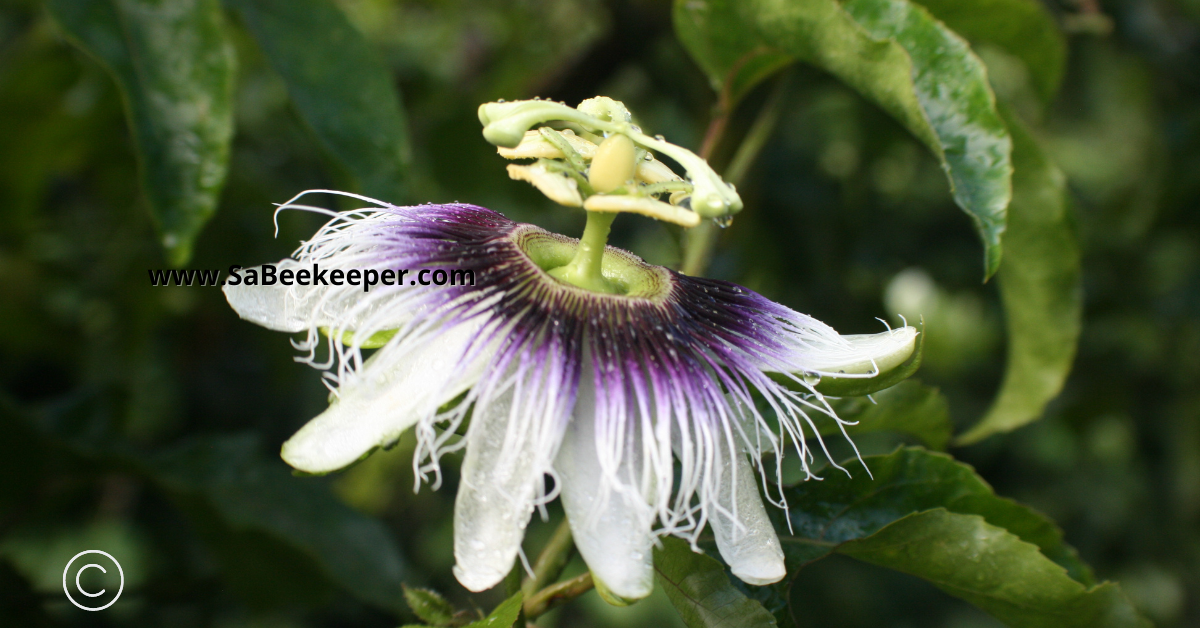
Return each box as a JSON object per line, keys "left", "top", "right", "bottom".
{"left": 510, "top": 224, "right": 672, "bottom": 300}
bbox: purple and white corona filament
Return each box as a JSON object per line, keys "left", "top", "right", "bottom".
{"left": 224, "top": 190, "right": 917, "bottom": 601}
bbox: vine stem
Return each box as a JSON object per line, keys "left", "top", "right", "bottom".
{"left": 681, "top": 75, "right": 791, "bottom": 277}
{"left": 523, "top": 571, "right": 594, "bottom": 619}
{"left": 521, "top": 518, "right": 577, "bottom": 599}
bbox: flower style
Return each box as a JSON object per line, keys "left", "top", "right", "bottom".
{"left": 223, "top": 98, "right": 918, "bottom": 604}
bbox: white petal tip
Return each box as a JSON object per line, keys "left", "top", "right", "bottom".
{"left": 811, "top": 325, "right": 918, "bottom": 375}
{"left": 279, "top": 395, "right": 410, "bottom": 474}
{"left": 279, "top": 434, "right": 358, "bottom": 475}
{"left": 593, "top": 574, "right": 652, "bottom": 606}
{"left": 452, "top": 565, "right": 507, "bottom": 593}
{"left": 221, "top": 262, "right": 309, "bottom": 333}
{"left": 731, "top": 559, "right": 787, "bottom": 586}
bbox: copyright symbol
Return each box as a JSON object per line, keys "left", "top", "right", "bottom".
{"left": 62, "top": 550, "right": 123, "bottom": 611}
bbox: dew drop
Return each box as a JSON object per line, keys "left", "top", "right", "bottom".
{"left": 497, "top": 98, "right": 506, "bottom": 103}
{"left": 654, "top": 134, "right": 665, "bottom": 141}
{"left": 713, "top": 215, "right": 734, "bottom": 229}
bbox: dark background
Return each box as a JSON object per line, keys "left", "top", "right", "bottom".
{"left": 1, "top": 0, "right": 1197, "bottom": 626}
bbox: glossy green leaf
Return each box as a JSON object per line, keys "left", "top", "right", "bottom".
{"left": 839, "top": 510, "right": 1150, "bottom": 628}
{"left": 674, "top": 0, "right": 1011, "bottom": 277}
{"left": 147, "top": 435, "right": 409, "bottom": 615}
{"left": 463, "top": 592, "right": 523, "bottom": 628}
{"left": 404, "top": 585, "right": 457, "bottom": 626}
{"left": 654, "top": 536, "right": 778, "bottom": 628}
{"left": 910, "top": 0, "right": 1066, "bottom": 103}
{"left": 48, "top": 0, "right": 235, "bottom": 266}
{"left": 828, "top": 380, "right": 953, "bottom": 450}
{"left": 766, "top": 448, "right": 1150, "bottom": 625}
{"left": 774, "top": 448, "right": 1091, "bottom": 582}
{"left": 226, "top": 0, "right": 411, "bottom": 202}
{"left": 957, "top": 109, "right": 1082, "bottom": 444}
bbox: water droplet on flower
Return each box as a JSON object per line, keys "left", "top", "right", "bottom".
{"left": 654, "top": 134, "right": 665, "bottom": 141}
{"left": 497, "top": 98, "right": 506, "bottom": 103}
{"left": 713, "top": 215, "right": 734, "bottom": 228}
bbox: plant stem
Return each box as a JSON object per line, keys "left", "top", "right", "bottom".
{"left": 522, "top": 518, "right": 576, "bottom": 599}
{"left": 549, "top": 210, "right": 619, "bottom": 293}
{"left": 523, "top": 571, "right": 595, "bottom": 619}
{"left": 681, "top": 75, "right": 791, "bottom": 277}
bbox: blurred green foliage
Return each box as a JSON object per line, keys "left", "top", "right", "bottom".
{"left": 1, "top": 0, "right": 1198, "bottom": 626}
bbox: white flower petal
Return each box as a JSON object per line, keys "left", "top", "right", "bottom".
{"left": 223, "top": 259, "right": 414, "bottom": 334}
{"left": 281, "top": 321, "right": 487, "bottom": 474}
{"left": 796, "top": 326, "right": 918, "bottom": 376}
{"left": 452, "top": 389, "right": 544, "bottom": 592}
{"left": 583, "top": 194, "right": 701, "bottom": 228}
{"left": 223, "top": 260, "right": 318, "bottom": 332}
{"left": 710, "top": 445, "right": 785, "bottom": 585}
{"left": 506, "top": 163, "right": 583, "bottom": 206}
{"left": 556, "top": 374, "right": 656, "bottom": 603}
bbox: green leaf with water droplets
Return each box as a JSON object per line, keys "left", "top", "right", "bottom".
{"left": 957, "top": 108, "right": 1082, "bottom": 444}
{"left": 839, "top": 510, "right": 1150, "bottom": 627}
{"left": 225, "top": 0, "right": 411, "bottom": 203}
{"left": 403, "top": 585, "right": 457, "bottom": 626}
{"left": 674, "top": 0, "right": 1011, "bottom": 277}
{"left": 910, "top": 0, "right": 1066, "bottom": 103}
{"left": 654, "top": 536, "right": 778, "bottom": 628}
{"left": 48, "top": 0, "right": 235, "bottom": 266}
{"left": 462, "top": 592, "right": 522, "bottom": 628}
{"left": 766, "top": 448, "right": 1146, "bottom": 626}
{"left": 827, "top": 379, "right": 952, "bottom": 451}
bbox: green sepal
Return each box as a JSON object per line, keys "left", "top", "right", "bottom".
{"left": 319, "top": 327, "right": 398, "bottom": 349}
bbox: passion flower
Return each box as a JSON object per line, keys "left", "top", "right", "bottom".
{"left": 224, "top": 97, "right": 917, "bottom": 603}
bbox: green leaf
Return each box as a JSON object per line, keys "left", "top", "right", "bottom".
{"left": 909, "top": 0, "right": 1066, "bottom": 103}
{"left": 674, "top": 0, "right": 1011, "bottom": 277}
{"left": 768, "top": 448, "right": 1150, "bottom": 625}
{"left": 654, "top": 536, "right": 778, "bottom": 628}
{"left": 48, "top": 0, "right": 235, "bottom": 266}
{"left": 775, "top": 448, "right": 1091, "bottom": 582}
{"left": 462, "top": 592, "right": 523, "bottom": 628}
{"left": 225, "top": 0, "right": 411, "bottom": 203}
{"left": 147, "top": 435, "right": 409, "bottom": 615}
{"left": 957, "top": 109, "right": 1082, "bottom": 444}
{"left": 7, "top": 391, "right": 410, "bottom": 615}
{"left": 838, "top": 510, "right": 1150, "bottom": 628}
{"left": 828, "top": 380, "right": 953, "bottom": 450}
{"left": 404, "top": 585, "right": 457, "bottom": 626}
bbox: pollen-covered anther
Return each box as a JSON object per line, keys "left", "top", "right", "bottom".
{"left": 498, "top": 129, "right": 598, "bottom": 161}
{"left": 637, "top": 157, "right": 683, "bottom": 184}
{"left": 583, "top": 194, "right": 701, "bottom": 227}
{"left": 506, "top": 163, "right": 583, "bottom": 206}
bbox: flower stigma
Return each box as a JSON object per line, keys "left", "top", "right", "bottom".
{"left": 479, "top": 96, "right": 744, "bottom": 295}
